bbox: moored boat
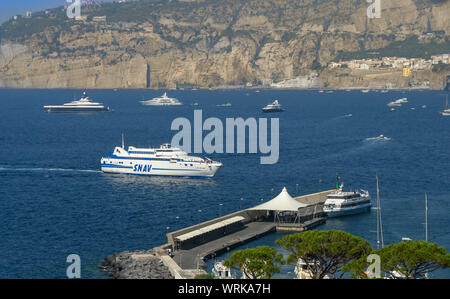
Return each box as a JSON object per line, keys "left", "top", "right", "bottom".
{"left": 440, "top": 95, "right": 450, "bottom": 116}
{"left": 44, "top": 91, "right": 112, "bottom": 113}
{"left": 101, "top": 137, "right": 222, "bottom": 178}
{"left": 140, "top": 92, "right": 182, "bottom": 106}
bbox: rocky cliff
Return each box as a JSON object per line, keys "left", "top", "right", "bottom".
{"left": 0, "top": 0, "right": 449, "bottom": 89}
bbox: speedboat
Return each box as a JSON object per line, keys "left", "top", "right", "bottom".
{"left": 387, "top": 97, "right": 408, "bottom": 107}
{"left": 101, "top": 138, "right": 222, "bottom": 178}
{"left": 262, "top": 100, "right": 285, "bottom": 113}
{"left": 323, "top": 183, "right": 371, "bottom": 217}
{"left": 44, "top": 91, "right": 112, "bottom": 113}
{"left": 441, "top": 95, "right": 450, "bottom": 116}
{"left": 140, "top": 92, "right": 182, "bottom": 106}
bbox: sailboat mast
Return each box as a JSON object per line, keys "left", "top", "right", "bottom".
{"left": 375, "top": 174, "right": 384, "bottom": 249}
{"left": 376, "top": 174, "right": 380, "bottom": 250}
{"left": 122, "top": 133, "right": 125, "bottom": 149}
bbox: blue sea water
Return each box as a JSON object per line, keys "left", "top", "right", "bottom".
{"left": 0, "top": 88, "right": 448, "bottom": 278}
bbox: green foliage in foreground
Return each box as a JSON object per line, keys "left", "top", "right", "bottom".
{"left": 223, "top": 246, "right": 283, "bottom": 279}
{"left": 276, "top": 230, "right": 372, "bottom": 279}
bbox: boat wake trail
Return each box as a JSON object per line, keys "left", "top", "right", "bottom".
{"left": 0, "top": 166, "right": 101, "bottom": 174}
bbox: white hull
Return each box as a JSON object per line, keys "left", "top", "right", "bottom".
{"left": 140, "top": 102, "right": 182, "bottom": 106}
{"left": 101, "top": 157, "right": 221, "bottom": 178}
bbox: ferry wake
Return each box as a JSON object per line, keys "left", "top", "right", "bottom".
{"left": 100, "top": 137, "right": 222, "bottom": 178}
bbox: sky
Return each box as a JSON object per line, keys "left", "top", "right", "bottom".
{"left": 0, "top": 0, "right": 114, "bottom": 23}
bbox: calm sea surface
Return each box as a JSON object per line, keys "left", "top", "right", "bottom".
{"left": 0, "top": 89, "right": 448, "bottom": 278}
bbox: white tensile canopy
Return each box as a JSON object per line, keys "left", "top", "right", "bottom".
{"left": 248, "top": 187, "right": 308, "bottom": 211}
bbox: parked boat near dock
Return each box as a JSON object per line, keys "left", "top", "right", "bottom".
{"left": 101, "top": 136, "right": 222, "bottom": 178}
{"left": 44, "top": 91, "right": 112, "bottom": 113}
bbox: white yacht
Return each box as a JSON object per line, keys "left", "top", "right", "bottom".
{"left": 44, "top": 91, "right": 111, "bottom": 113}
{"left": 101, "top": 138, "right": 222, "bottom": 178}
{"left": 212, "top": 262, "right": 234, "bottom": 279}
{"left": 262, "top": 100, "right": 285, "bottom": 113}
{"left": 440, "top": 95, "right": 450, "bottom": 116}
{"left": 323, "top": 183, "right": 371, "bottom": 217}
{"left": 140, "top": 92, "right": 182, "bottom": 106}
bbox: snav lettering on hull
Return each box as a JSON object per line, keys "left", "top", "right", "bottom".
{"left": 133, "top": 164, "right": 152, "bottom": 172}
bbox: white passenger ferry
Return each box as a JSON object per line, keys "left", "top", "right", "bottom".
{"left": 262, "top": 100, "right": 285, "bottom": 113}
{"left": 101, "top": 138, "right": 222, "bottom": 178}
{"left": 323, "top": 183, "right": 371, "bottom": 217}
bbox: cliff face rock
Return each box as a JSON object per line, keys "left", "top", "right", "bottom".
{"left": 0, "top": 0, "right": 448, "bottom": 89}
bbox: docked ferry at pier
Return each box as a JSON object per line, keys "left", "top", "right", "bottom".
{"left": 101, "top": 140, "right": 222, "bottom": 178}
{"left": 44, "top": 91, "right": 111, "bottom": 113}
{"left": 323, "top": 184, "right": 371, "bottom": 217}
